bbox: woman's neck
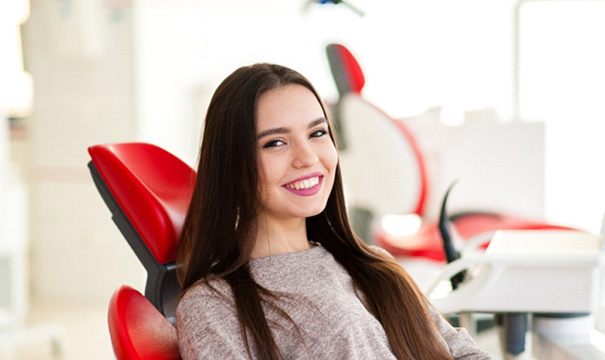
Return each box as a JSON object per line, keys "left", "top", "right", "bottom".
{"left": 250, "top": 216, "right": 313, "bottom": 259}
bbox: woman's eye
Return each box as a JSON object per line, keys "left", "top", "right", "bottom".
{"left": 263, "top": 139, "right": 286, "bottom": 148}
{"left": 310, "top": 129, "right": 327, "bottom": 138}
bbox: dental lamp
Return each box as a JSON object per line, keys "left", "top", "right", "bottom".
{"left": 302, "top": 0, "right": 365, "bottom": 17}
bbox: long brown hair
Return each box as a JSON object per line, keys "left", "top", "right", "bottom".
{"left": 177, "top": 63, "right": 452, "bottom": 360}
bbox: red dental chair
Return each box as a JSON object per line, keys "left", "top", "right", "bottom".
{"left": 325, "top": 43, "right": 573, "bottom": 262}
{"left": 326, "top": 42, "right": 577, "bottom": 348}
{"left": 88, "top": 142, "right": 195, "bottom": 359}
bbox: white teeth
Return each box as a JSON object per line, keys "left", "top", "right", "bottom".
{"left": 287, "top": 176, "right": 319, "bottom": 190}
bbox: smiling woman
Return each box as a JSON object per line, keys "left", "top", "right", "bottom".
{"left": 175, "top": 63, "right": 490, "bottom": 360}
{"left": 254, "top": 84, "right": 338, "bottom": 258}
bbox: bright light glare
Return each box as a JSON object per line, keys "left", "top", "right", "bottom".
{"left": 380, "top": 214, "right": 422, "bottom": 237}
{"left": 591, "top": 329, "right": 605, "bottom": 354}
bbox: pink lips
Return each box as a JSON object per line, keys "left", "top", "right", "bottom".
{"left": 282, "top": 174, "right": 324, "bottom": 197}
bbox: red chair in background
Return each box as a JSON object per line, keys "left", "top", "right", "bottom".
{"left": 325, "top": 43, "right": 573, "bottom": 263}
{"left": 88, "top": 143, "right": 195, "bottom": 360}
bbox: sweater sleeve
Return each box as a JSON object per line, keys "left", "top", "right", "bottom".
{"left": 176, "top": 284, "right": 250, "bottom": 360}
{"left": 429, "top": 306, "right": 492, "bottom": 360}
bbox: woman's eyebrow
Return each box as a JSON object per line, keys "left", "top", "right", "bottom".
{"left": 256, "top": 117, "right": 327, "bottom": 140}
{"left": 308, "top": 117, "right": 327, "bottom": 129}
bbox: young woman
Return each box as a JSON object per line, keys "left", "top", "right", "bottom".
{"left": 176, "top": 63, "right": 491, "bottom": 360}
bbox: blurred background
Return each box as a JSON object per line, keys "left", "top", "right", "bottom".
{"left": 2, "top": 0, "right": 605, "bottom": 358}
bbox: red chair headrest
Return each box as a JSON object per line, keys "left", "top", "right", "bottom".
{"left": 326, "top": 43, "right": 366, "bottom": 94}
{"left": 108, "top": 285, "right": 180, "bottom": 360}
{"left": 88, "top": 143, "right": 196, "bottom": 264}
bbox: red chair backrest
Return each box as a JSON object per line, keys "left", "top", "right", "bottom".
{"left": 88, "top": 143, "right": 196, "bottom": 264}
{"left": 108, "top": 286, "right": 180, "bottom": 360}
{"left": 325, "top": 44, "right": 429, "bottom": 218}
{"left": 337, "top": 94, "right": 429, "bottom": 217}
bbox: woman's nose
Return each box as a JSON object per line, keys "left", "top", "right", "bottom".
{"left": 292, "top": 141, "right": 318, "bottom": 168}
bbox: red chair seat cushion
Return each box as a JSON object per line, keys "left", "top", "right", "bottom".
{"left": 108, "top": 286, "right": 180, "bottom": 360}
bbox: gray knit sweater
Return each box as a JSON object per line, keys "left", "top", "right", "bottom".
{"left": 176, "top": 245, "right": 491, "bottom": 359}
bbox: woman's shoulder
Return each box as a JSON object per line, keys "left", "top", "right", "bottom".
{"left": 177, "top": 277, "right": 234, "bottom": 316}
{"left": 175, "top": 278, "right": 247, "bottom": 358}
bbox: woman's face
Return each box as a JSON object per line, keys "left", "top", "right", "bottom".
{"left": 255, "top": 84, "right": 338, "bottom": 223}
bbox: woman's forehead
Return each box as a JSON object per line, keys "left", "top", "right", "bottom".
{"left": 256, "top": 84, "right": 324, "bottom": 129}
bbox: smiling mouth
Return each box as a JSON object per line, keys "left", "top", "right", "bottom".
{"left": 284, "top": 176, "right": 320, "bottom": 190}
{"left": 282, "top": 175, "right": 323, "bottom": 196}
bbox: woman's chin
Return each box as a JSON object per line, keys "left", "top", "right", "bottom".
{"left": 300, "top": 206, "right": 326, "bottom": 219}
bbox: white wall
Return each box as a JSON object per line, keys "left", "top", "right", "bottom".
{"left": 520, "top": 1, "right": 605, "bottom": 232}
{"left": 132, "top": 0, "right": 350, "bottom": 165}
{"left": 22, "top": 0, "right": 145, "bottom": 304}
